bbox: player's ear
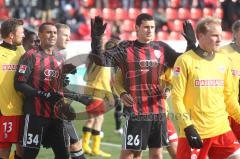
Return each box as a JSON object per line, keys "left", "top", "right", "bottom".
{"left": 9, "top": 32, "right": 14, "bottom": 40}
{"left": 135, "top": 25, "right": 139, "bottom": 32}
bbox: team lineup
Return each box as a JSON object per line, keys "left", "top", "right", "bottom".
{"left": 1, "top": 12, "right": 240, "bottom": 159}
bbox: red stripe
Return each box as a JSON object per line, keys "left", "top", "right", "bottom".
{"left": 149, "top": 47, "right": 159, "bottom": 114}
{"left": 33, "top": 53, "right": 41, "bottom": 116}
{"left": 140, "top": 46, "right": 149, "bottom": 115}
{"left": 43, "top": 56, "right": 51, "bottom": 117}
{"left": 126, "top": 45, "right": 139, "bottom": 115}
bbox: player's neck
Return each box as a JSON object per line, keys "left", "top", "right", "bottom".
{"left": 3, "top": 38, "right": 13, "bottom": 45}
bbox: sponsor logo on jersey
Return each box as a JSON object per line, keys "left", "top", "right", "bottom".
{"left": 194, "top": 79, "right": 224, "bottom": 87}
{"left": 154, "top": 50, "right": 161, "bottom": 59}
{"left": 44, "top": 69, "right": 59, "bottom": 78}
{"left": 2, "top": 64, "right": 18, "bottom": 71}
{"left": 139, "top": 60, "right": 158, "bottom": 68}
{"left": 18, "top": 65, "right": 27, "bottom": 73}
{"left": 174, "top": 66, "right": 180, "bottom": 76}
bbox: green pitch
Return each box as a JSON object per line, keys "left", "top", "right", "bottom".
{"left": 37, "top": 109, "right": 172, "bottom": 159}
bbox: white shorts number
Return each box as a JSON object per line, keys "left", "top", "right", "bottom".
{"left": 3, "top": 122, "right": 13, "bottom": 133}
{"left": 27, "top": 133, "right": 39, "bottom": 146}
{"left": 127, "top": 134, "right": 140, "bottom": 146}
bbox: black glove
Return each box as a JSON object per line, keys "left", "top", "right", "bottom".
{"left": 91, "top": 16, "right": 107, "bottom": 38}
{"left": 184, "top": 125, "right": 203, "bottom": 149}
{"left": 37, "top": 90, "right": 63, "bottom": 104}
{"left": 182, "top": 21, "right": 197, "bottom": 50}
{"left": 62, "top": 63, "right": 77, "bottom": 74}
{"left": 62, "top": 76, "right": 70, "bottom": 87}
{"left": 65, "top": 92, "right": 93, "bottom": 106}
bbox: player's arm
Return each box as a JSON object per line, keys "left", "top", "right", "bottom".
{"left": 182, "top": 21, "right": 197, "bottom": 51}
{"left": 114, "top": 68, "right": 133, "bottom": 107}
{"left": 14, "top": 52, "right": 37, "bottom": 96}
{"left": 171, "top": 56, "right": 202, "bottom": 149}
{"left": 224, "top": 63, "right": 240, "bottom": 123}
{"left": 90, "top": 16, "right": 122, "bottom": 67}
{"left": 171, "top": 57, "right": 192, "bottom": 128}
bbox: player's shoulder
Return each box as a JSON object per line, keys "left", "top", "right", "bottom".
{"left": 118, "top": 40, "right": 132, "bottom": 48}
{"left": 23, "top": 48, "right": 38, "bottom": 58}
{"left": 150, "top": 40, "right": 170, "bottom": 48}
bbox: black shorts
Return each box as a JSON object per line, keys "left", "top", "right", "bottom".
{"left": 122, "top": 116, "right": 168, "bottom": 150}
{"left": 21, "top": 114, "right": 69, "bottom": 159}
{"left": 63, "top": 120, "right": 80, "bottom": 144}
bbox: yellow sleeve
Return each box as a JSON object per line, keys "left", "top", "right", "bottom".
{"left": 224, "top": 62, "right": 240, "bottom": 124}
{"left": 113, "top": 68, "right": 127, "bottom": 96}
{"left": 171, "top": 56, "right": 193, "bottom": 128}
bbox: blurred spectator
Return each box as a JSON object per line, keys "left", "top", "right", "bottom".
{"left": 221, "top": 0, "right": 239, "bottom": 31}
{"left": 95, "top": 0, "right": 109, "bottom": 8}
{"left": 153, "top": 8, "right": 168, "bottom": 33}
{"left": 155, "top": 0, "right": 168, "bottom": 9}
{"left": 110, "top": 20, "right": 121, "bottom": 38}
{"left": 73, "top": 6, "right": 86, "bottom": 24}
{"left": 38, "top": 0, "right": 55, "bottom": 22}
{"left": 141, "top": 0, "right": 153, "bottom": 8}
{"left": 122, "top": 0, "right": 135, "bottom": 9}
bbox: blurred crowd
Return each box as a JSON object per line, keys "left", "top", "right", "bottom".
{"left": 0, "top": 0, "right": 239, "bottom": 40}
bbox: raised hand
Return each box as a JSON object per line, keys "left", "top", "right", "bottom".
{"left": 182, "top": 20, "right": 197, "bottom": 50}
{"left": 91, "top": 16, "right": 107, "bottom": 38}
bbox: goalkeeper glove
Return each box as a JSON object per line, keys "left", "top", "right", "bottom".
{"left": 62, "top": 63, "right": 77, "bottom": 74}
{"left": 182, "top": 20, "right": 197, "bottom": 50}
{"left": 184, "top": 125, "right": 203, "bottom": 149}
{"left": 65, "top": 92, "right": 93, "bottom": 106}
{"left": 37, "top": 91, "right": 63, "bottom": 104}
{"left": 91, "top": 16, "right": 107, "bottom": 38}
{"left": 62, "top": 76, "right": 70, "bottom": 87}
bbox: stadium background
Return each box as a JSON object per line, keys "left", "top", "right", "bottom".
{"left": 1, "top": 0, "right": 238, "bottom": 158}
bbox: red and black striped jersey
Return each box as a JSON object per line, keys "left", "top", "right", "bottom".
{"left": 14, "top": 47, "right": 64, "bottom": 119}
{"left": 91, "top": 40, "right": 181, "bottom": 116}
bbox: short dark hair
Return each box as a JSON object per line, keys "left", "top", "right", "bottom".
{"left": 1, "top": 18, "right": 24, "bottom": 38}
{"left": 135, "top": 13, "right": 153, "bottom": 26}
{"left": 38, "top": 22, "right": 56, "bottom": 33}
{"left": 23, "top": 31, "right": 36, "bottom": 42}
{"left": 232, "top": 20, "right": 240, "bottom": 41}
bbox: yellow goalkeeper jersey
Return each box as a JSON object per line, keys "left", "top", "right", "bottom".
{"left": 171, "top": 49, "right": 240, "bottom": 139}
{"left": 0, "top": 45, "right": 25, "bottom": 116}
{"left": 84, "top": 62, "right": 112, "bottom": 99}
{"left": 219, "top": 44, "right": 240, "bottom": 100}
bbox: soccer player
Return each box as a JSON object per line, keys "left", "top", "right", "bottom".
{"left": 22, "top": 31, "right": 39, "bottom": 51}
{"left": 55, "top": 23, "right": 86, "bottom": 159}
{"left": 171, "top": 17, "right": 240, "bottom": 159}
{"left": 90, "top": 14, "right": 193, "bottom": 159}
{"left": 81, "top": 40, "right": 114, "bottom": 158}
{"left": 0, "top": 18, "right": 25, "bottom": 159}
{"left": 104, "top": 38, "right": 124, "bottom": 135}
{"left": 219, "top": 20, "right": 240, "bottom": 142}
{"left": 14, "top": 22, "right": 69, "bottom": 159}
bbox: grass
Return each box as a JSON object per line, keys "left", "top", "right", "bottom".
{"left": 37, "top": 109, "right": 172, "bottom": 159}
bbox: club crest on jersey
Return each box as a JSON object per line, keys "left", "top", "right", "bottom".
{"left": 19, "top": 65, "right": 27, "bottom": 73}
{"left": 154, "top": 50, "right": 161, "bottom": 59}
{"left": 174, "top": 66, "right": 180, "bottom": 76}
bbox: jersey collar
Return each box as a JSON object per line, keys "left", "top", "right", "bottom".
{"left": 0, "top": 41, "right": 17, "bottom": 51}
{"left": 134, "top": 40, "right": 150, "bottom": 47}
{"left": 193, "top": 46, "right": 215, "bottom": 61}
